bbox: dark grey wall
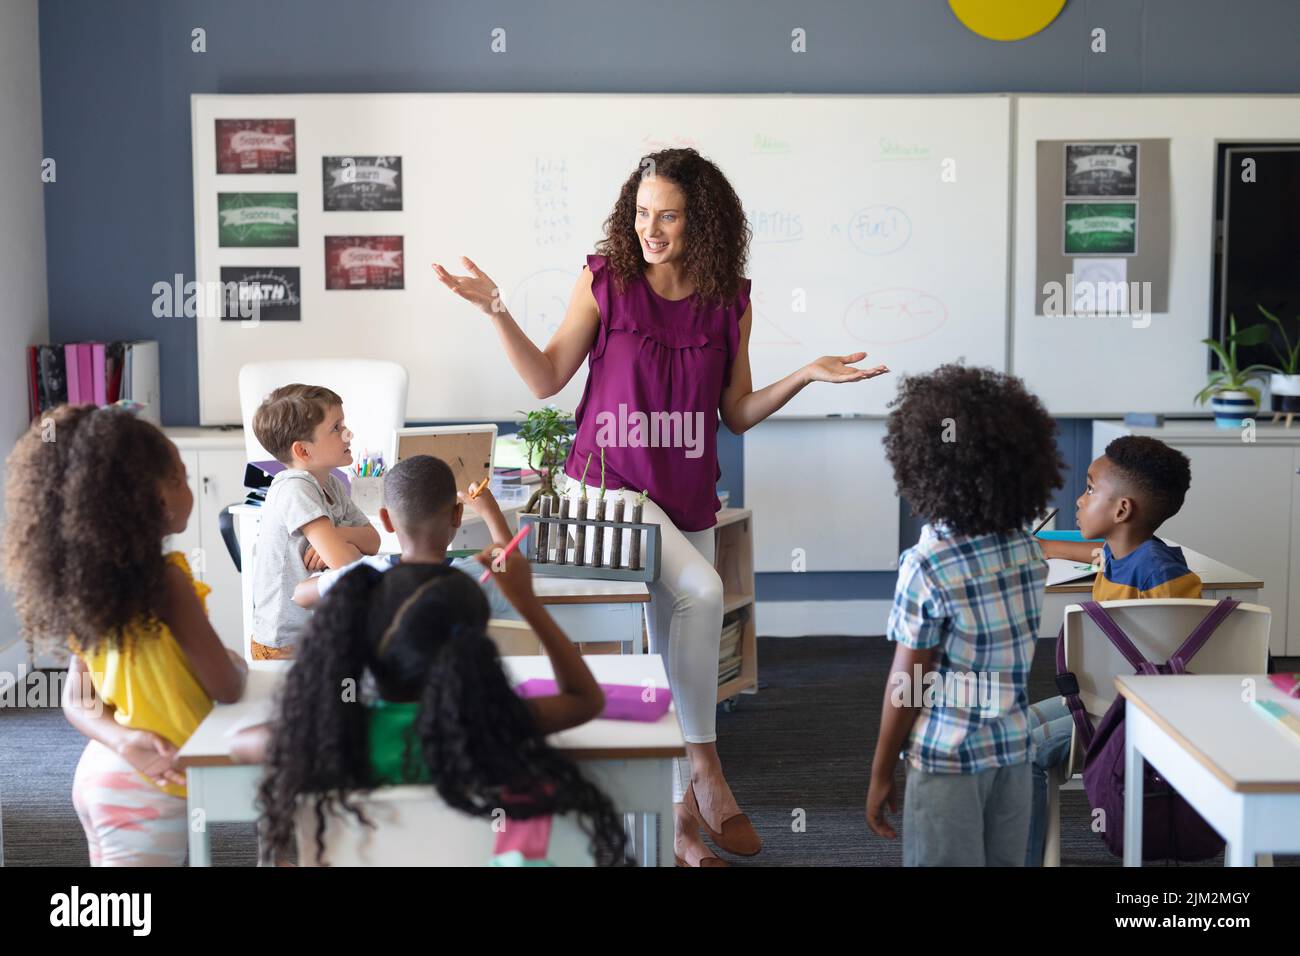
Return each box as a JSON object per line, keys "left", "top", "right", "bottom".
{"left": 38, "top": 0, "right": 1300, "bottom": 602}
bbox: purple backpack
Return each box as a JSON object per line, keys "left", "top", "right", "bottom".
{"left": 1055, "top": 599, "right": 1237, "bottom": 862}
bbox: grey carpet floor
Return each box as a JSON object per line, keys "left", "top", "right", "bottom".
{"left": 2, "top": 635, "right": 1296, "bottom": 867}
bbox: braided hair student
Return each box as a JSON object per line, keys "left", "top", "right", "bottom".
{"left": 256, "top": 552, "right": 632, "bottom": 866}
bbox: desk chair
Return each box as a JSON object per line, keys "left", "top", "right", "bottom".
{"left": 294, "top": 786, "right": 595, "bottom": 866}
{"left": 220, "top": 360, "right": 410, "bottom": 571}
{"left": 1044, "top": 598, "right": 1271, "bottom": 867}
{"left": 487, "top": 618, "right": 543, "bottom": 656}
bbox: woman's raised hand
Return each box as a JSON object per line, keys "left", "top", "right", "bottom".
{"left": 804, "top": 352, "right": 889, "bottom": 384}
{"left": 432, "top": 256, "right": 504, "bottom": 315}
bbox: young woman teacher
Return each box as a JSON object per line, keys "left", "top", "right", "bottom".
{"left": 435, "top": 148, "right": 888, "bottom": 867}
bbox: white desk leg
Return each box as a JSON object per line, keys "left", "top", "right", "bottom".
{"left": 657, "top": 758, "right": 675, "bottom": 868}
{"left": 186, "top": 769, "right": 211, "bottom": 868}
{"left": 1226, "top": 841, "right": 1254, "bottom": 867}
{"left": 1123, "top": 707, "right": 1144, "bottom": 867}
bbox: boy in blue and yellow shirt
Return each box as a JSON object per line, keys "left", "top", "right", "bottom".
{"left": 1026, "top": 435, "right": 1200, "bottom": 864}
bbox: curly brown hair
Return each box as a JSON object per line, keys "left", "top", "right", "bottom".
{"left": 883, "top": 364, "right": 1063, "bottom": 536}
{"left": 596, "top": 148, "right": 751, "bottom": 304}
{"left": 3, "top": 404, "right": 179, "bottom": 655}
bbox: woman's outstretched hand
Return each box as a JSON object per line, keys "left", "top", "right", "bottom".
{"left": 804, "top": 352, "right": 889, "bottom": 384}
{"left": 432, "top": 256, "right": 503, "bottom": 315}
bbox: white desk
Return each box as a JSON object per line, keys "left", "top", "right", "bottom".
{"left": 176, "top": 655, "right": 684, "bottom": 867}
{"left": 230, "top": 503, "right": 650, "bottom": 660}
{"left": 1041, "top": 543, "right": 1262, "bottom": 638}
{"left": 1117, "top": 674, "right": 1300, "bottom": 867}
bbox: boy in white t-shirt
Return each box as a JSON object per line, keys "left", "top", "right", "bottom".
{"left": 249, "top": 384, "right": 380, "bottom": 659}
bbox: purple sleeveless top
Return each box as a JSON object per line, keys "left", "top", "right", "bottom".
{"left": 564, "top": 254, "right": 750, "bottom": 532}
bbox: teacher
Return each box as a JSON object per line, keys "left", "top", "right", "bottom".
{"left": 435, "top": 148, "right": 888, "bottom": 867}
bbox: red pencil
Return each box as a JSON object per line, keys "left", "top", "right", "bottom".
{"left": 479, "top": 524, "right": 531, "bottom": 584}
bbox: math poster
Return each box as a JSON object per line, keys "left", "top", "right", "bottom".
{"left": 325, "top": 236, "right": 404, "bottom": 290}
{"left": 1065, "top": 143, "right": 1138, "bottom": 197}
{"left": 219, "top": 267, "right": 302, "bottom": 321}
{"left": 215, "top": 119, "right": 296, "bottom": 174}
{"left": 217, "top": 193, "right": 299, "bottom": 247}
{"left": 322, "top": 156, "right": 403, "bottom": 211}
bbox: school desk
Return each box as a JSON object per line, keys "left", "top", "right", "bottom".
{"left": 175, "top": 655, "right": 684, "bottom": 867}
{"left": 1116, "top": 673, "right": 1300, "bottom": 867}
{"left": 1040, "top": 542, "right": 1262, "bottom": 638}
{"left": 229, "top": 503, "right": 650, "bottom": 660}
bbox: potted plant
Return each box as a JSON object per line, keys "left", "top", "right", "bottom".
{"left": 515, "top": 404, "right": 575, "bottom": 512}
{"left": 1257, "top": 303, "right": 1300, "bottom": 423}
{"left": 1194, "top": 314, "right": 1273, "bottom": 427}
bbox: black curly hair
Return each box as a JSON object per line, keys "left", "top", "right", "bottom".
{"left": 596, "top": 147, "right": 751, "bottom": 304}
{"left": 883, "top": 364, "right": 1063, "bottom": 536}
{"left": 1102, "top": 436, "right": 1191, "bottom": 530}
{"left": 3, "top": 404, "right": 180, "bottom": 655}
{"left": 257, "top": 561, "right": 631, "bottom": 866}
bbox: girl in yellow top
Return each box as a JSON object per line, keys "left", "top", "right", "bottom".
{"left": 3, "top": 405, "right": 246, "bottom": 866}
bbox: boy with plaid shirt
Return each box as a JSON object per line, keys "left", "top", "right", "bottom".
{"left": 865, "top": 365, "right": 1063, "bottom": 866}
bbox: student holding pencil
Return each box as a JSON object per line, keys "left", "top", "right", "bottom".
{"left": 435, "top": 147, "right": 889, "bottom": 867}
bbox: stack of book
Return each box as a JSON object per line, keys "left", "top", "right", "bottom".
{"left": 717, "top": 611, "right": 744, "bottom": 686}
{"left": 26, "top": 340, "right": 160, "bottom": 424}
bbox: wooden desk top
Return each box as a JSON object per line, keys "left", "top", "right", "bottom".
{"left": 1115, "top": 674, "right": 1300, "bottom": 794}
{"left": 176, "top": 654, "right": 683, "bottom": 769}
{"left": 1046, "top": 542, "right": 1264, "bottom": 593}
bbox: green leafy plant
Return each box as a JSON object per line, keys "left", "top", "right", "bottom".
{"left": 1257, "top": 303, "right": 1300, "bottom": 375}
{"left": 1194, "top": 314, "right": 1273, "bottom": 407}
{"left": 516, "top": 405, "right": 575, "bottom": 512}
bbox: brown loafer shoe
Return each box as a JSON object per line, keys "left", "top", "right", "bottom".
{"left": 675, "top": 849, "right": 729, "bottom": 867}
{"left": 684, "top": 781, "right": 761, "bottom": 857}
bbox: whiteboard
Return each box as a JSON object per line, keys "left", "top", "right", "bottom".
{"left": 1012, "top": 95, "right": 1300, "bottom": 415}
{"left": 192, "top": 93, "right": 1012, "bottom": 424}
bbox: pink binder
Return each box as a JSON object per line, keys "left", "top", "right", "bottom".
{"left": 513, "top": 679, "right": 673, "bottom": 722}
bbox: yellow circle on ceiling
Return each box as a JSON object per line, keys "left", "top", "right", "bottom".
{"left": 948, "top": 0, "right": 1067, "bottom": 41}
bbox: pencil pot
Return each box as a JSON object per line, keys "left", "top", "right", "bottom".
{"left": 349, "top": 476, "right": 384, "bottom": 514}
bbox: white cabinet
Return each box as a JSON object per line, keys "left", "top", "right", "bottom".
{"left": 165, "top": 431, "right": 246, "bottom": 654}
{"left": 1093, "top": 420, "right": 1299, "bottom": 656}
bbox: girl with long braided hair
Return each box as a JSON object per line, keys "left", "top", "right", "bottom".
{"left": 256, "top": 551, "right": 631, "bottom": 865}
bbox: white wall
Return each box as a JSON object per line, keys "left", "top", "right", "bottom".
{"left": 0, "top": 0, "right": 48, "bottom": 675}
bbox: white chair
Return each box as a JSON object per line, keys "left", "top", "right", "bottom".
{"left": 1043, "top": 598, "right": 1271, "bottom": 867}
{"left": 237, "top": 359, "right": 409, "bottom": 466}
{"left": 294, "top": 786, "right": 595, "bottom": 866}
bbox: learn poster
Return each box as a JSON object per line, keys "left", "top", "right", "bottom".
{"left": 322, "top": 156, "right": 403, "bottom": 211}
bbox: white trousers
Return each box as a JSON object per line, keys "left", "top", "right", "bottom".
{"left": 561, "top": 483, "right": 723, "bottom": 780}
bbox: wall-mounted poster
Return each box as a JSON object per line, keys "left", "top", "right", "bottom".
{"left": 1063, "top": 202, "right": 1137, "bottom": 255}
{"left": 218, "top": 193, "right": 299, "bottom": 247}
{"left": 1065, "top": 143, "right": 1138, "bottom": 197}
{"left": 325, "top": 236, "right": 404, "bottom": 290}
{"left": 216, "top": 119, "right": 296, "bottom": 174}
{"left": 220, "top": 267, "right": 302, "bottom": 321}
{"left": 322, "top": 156, "right": 403, "bottom": 211}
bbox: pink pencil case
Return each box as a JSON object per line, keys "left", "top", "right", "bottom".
{"left": 514, "top": 679, "right": 673, "bottom": 722}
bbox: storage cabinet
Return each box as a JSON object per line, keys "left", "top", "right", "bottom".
{"left": 163, "top": 431, "right": 247, "bottom": 654}
{"left": 714, "top": 508, "right": 757, "bottom": 703}
{"left": 1093, "top": 420, "right": 1300, "bottom": 656}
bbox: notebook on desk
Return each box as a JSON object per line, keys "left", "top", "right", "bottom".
{"left": 1045, "top": 558, "right": 1099, "bottom": 588}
